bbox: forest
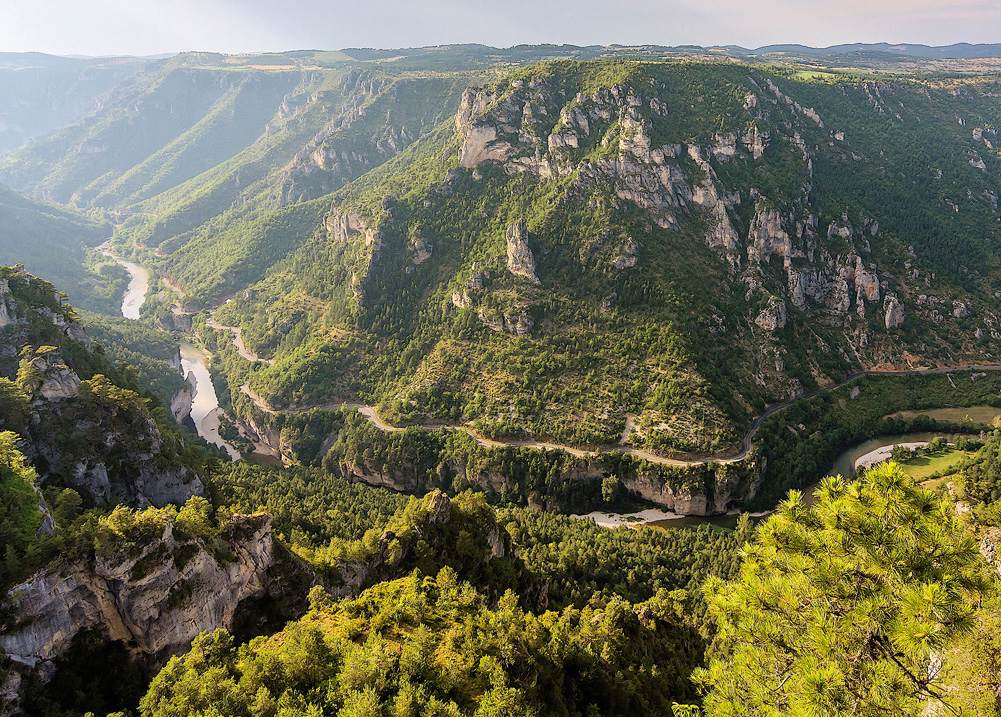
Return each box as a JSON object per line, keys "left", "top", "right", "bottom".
{"left": 7, "top": 45, "right": 1001, "bottom": 717}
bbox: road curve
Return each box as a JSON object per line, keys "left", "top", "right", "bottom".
{"left": 207, "top": 317, "right": 275, "bottom": 365}
{"left": 216, "top": 313, "right": 1001, "bottom": 467}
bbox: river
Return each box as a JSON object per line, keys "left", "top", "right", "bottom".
{"left": 102, "top": 247, "right": 241, "bottom": 461}
{"left": 99, "top": 242, "right": 149, "bottom": 320}
{"left": 637, "top": 431, "right": 974, "bottom": 531}
{"left": 179, "top": 342, "right": 241, "bottom": 461}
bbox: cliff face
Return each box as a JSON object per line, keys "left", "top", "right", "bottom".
{"left": 19, "top": 349, "right": 204, "bottom": 508}
{"left": 451, "top": 76, "right": 901, "bottom": 342}
{"left": 335, "top": 450, "right": 759, "bottom": 516}
{"left": 449, "top": 69, "right": 1001, "bottom": 387}
{"left": 169, "top": 376, "right": 195, "bottom": 423}
{"left": 0, "top": 515, "right": 282, "bottom": 670}
{"left": 0, "top": 491, "right": 519, "bottom": 713}
{"left": 0, "top": 512, "right": 316, "bottom": 717}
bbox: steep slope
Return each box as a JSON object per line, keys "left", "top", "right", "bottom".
{"left": 0, "top": 53, "right": 148, "bottom": 155}
{"left": 211, "top": 60, "right": 1001, "bottom": 453}
{"left": 0, "top": 183, "right": 122, "bottom": 314}
{"left": 0, "top": 265, "right": 203, "bottom": 507}
{"left": 0, "top": 55, "right": 482, "bottom": 307}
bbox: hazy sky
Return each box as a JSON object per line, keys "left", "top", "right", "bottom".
{"left": 2, "top": 0, "right": 1000, "bottom": 56}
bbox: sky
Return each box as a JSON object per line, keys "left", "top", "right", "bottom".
{"left": 1, "top": 0, "right": 1000, "bottom": 57}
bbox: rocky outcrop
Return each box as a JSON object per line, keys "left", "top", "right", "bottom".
{"left": 0, "top": 514, "right": 301, "bottom": 675}
{"left": 326, "top": 212, "right": 383, "bottom": 252}
{"left": 169, "top": 376, "right": 196, "bottom": 423}
{"left": 410, "top": 237, "right": 433, "bottom": 266}
{"left": 478, "top": 307, "right": 533, "bottom": 335}
{"left": 980, "top": 528, "right": 1001, "bottom": 575}
{"left": 687, "top": 146, "right": 741, "bottom": 266}
{"left": 19, "top": 353, "right": 204, "bottom": 508}
{"left": 747, "top": 204, "right": 793, "bottom": 265}
{"left": 622, "top": 460, "right": 759, "bottom": 514}
{"left": 623, "top": 473, "right": 710, "bottom": 514}
{"left": 451, "top": 289, "right": 473, "bottom": 309}
{"left": 28, "top": 350, "right": 81, "bottom": 402}
{"left": 611, "top": 237, "right": 639, "bottom": 269}
{"left": 884, "top": 295, "right": 905, "bottom": 329}
{"left": 505, "top": 219, "right": 539, "bottom": 284}
{"left": 0, "top": 279, "right": 15, "bottom": 329}
{"left": 336, "top": 448, "right": 757, "bottom": 517}
{"left": 755, "top": 296, "right": 788, "bottom": 332}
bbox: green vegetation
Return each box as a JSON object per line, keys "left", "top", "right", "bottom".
{"left": 890, "top": 442, "right": 976, "bottom": 481}
{"left": 170, "top": 58, "right": 1001, "bottom": 455}
{"left": 0, "top": 431, "right": 51, "bottom": 587}
{"left": 11, "top": 50, "right": 1001, "bottom": 717}
{"left": 752, "top": 370, "right": 1001, "bottom": 507}
{"left": 0, "top": 184, "right": 121, "bottom": 314}
{"left": 10, "top": 54, "right": 1001, "bottom": 453}
{"left": 889, "top": 405, "right": 1001, "bottom": 424}
{"left": 695, "top": 462, "right": 990, "bottom": 715}
{"left": 79, "top": 310, "right": 186, "bottom": 409}
{"left": 206, "top": 460, "right": 743, "bottom": 615}
{"left": 140, "top": 570, "right": 696, "bottom": 717}
{"left": 133, "top": 459, "right": 1001, "bottom": 717}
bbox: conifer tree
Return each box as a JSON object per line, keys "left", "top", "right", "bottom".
{"left": 695, "top": 462, "right": 990, "bottom": 716}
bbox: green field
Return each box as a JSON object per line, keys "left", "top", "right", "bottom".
{"left": 888, "top": 406, "right": 1001, "bottom": 425}
{"left": 898, "top": 447, "right": 974, "bottom": 481}
{"left": 791, "top": 70, "right": 840, "bottom": 81}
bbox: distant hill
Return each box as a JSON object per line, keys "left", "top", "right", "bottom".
{"left": 0, "top": 183, "right": 126, "bottom": 315}
{"left": 0, "top": 54, "right": 148, "bottom": 154}
{"left": 749, "top": 42, "right": 1001, "bottom": 59}
{"left": 6, "top": 49, "right": 1001, "bottom": 450}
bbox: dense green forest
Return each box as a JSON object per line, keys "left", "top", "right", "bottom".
{"left": 109, "top": 462, "right": 1001, "bottom": 717}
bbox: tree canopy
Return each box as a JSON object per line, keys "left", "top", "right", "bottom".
{"left": 695, "top": 462, "right": 991, "bottom": 716}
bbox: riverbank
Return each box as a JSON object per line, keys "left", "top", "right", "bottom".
{"left": 98, "top": 242, "right": 148, "bottom": 320}
{"left": 180, "top": 343, "right": 241, "bottom": 461}
{"left": 101, "top": 250, "right": 246, "bottom": 461}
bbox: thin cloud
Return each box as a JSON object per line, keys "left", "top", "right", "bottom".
{"left": 0, "top": 0, "right": 998, "bottom": 56}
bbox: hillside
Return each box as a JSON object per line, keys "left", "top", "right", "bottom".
{"left": 7, "top": 54, "right": 1001, "bottom": 455}
{"left": 0, "top": 54, "right": 488, "bottom": 308}
{"left": 0, "top": 183, "right": 123, "bottom": 313}
{"left": 0, "top": 265, "right": 204, "bottom": 510}
{"left": 186, "top": 60, "right": 1001, "bottom": 453}
{"left": 0, "top": 53, "right": 148, "bottom": 155}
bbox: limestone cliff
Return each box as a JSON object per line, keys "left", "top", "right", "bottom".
{"left": 334, "top": 447, "right": 759, "bottom": 517}
{"left": 0, "top": 513, "right": 318, "bottom": 713}
{"left": 0, "top": 515, "right": 286, "bottom": 670}
{"left": 169, "top": 375, "right": 195, "bottom": 423}
{"left": 505, "top": 219, "right": 540, "bottom": 284}
{"left": 17, "top": 348, "right": 204, "bottom": 508}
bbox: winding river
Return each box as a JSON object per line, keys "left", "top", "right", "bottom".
{"left": 104, "top": 249, "right": 995, "bottom": 518}
{"left": 179, "top": 342, "right": 241, "bottom": 461}
{"left": 99, "top": 242, "right": 149, "bottom": 320}
{"left": 102, "top": 248, "right": 241, "bottom": 461}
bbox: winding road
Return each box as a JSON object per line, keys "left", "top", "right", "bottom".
{"left": 207, "top": 317, "right": 275, "bottom": 365}
{"left": 213, "top": 306, "right": 1001, "bottom": 468}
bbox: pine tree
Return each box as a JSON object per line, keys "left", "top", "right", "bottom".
{"left": 695, "top": 462, "right": 990, "bottom": 716}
